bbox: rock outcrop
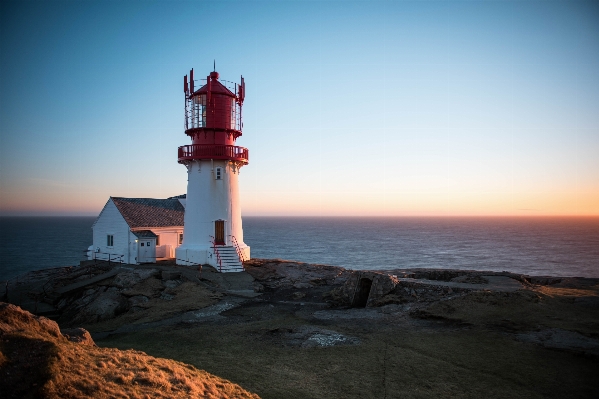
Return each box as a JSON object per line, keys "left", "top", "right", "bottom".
{"left": 0, "top": 302, "right": 260, "bottom": 399}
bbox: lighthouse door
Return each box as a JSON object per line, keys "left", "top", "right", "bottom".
{"left": 214, "top": 220, "right": 225, "bottom": 245}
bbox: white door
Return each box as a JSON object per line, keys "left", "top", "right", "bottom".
{"left": 138, "top": 239, "right": 156, "bottom": 263}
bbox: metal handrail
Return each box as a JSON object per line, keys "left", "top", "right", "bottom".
{"left": 88, "top": 251, "right": 124, "bottom": 265}
{"left": 178, "top": 144, "right": 248, "bottom": 163}
{"left": 229, "top": 235, "right": 245, "bottom": 265}
{"left": 209, "top": 236, "right": 223, "bottom": 272}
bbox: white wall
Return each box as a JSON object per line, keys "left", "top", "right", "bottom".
{"left": 89, "top": 199, "right": 133, "bottom": 264}
{"left": 147, "top": 227, "right": 184, "bottom": 259}
{"left": 176, "top": 159, "right": 250, "bottom": 266}
{"left": 150, "top": 227, "right": 183, "bottom": 248}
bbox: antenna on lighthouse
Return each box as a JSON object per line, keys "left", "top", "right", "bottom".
{"left": 207, "top": 72, "right": 212, "bottom": 104}
{"left": 239, "top": 76, "right": 245, "bottom": 103}
{"left": 189, "top": 69, "right": 194, "bottom": 92}
{"left": 184, "top": 75, "right": 188, "bottom": 95}
{"left": 213, "top": 60, "right": 216, "bottom": 72}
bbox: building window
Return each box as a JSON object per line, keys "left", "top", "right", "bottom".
{"left": 107, "top": 235, "right": 114, "bottom": 247}
{"left": 156, "top": 235, "right": 160, "bottom": 246}
{"left": 215, "top": 167, "right": 222, "bottom": 180}
{"left": 179, "top": 233, "right": 184, "bottom": 245}
{"left": 147, "top": 241, "right": 151, "bottom": 247}
{"left": 141, "top": 242, "right": 144, "bottom": 247}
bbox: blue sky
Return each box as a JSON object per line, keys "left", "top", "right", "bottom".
{"left": 1, "top": 0, "right": 598, "bottom": 216}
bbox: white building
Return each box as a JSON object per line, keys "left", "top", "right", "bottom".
{"left": 174, "top": 69, "right": 250, "bottom": 272}
{"left": 88, "top": 196, "right": 185, "bottom": 264}
{"left": 88, "top": 68, "right": 251, "bottom": 272}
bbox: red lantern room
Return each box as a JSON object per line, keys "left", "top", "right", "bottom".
{"left": 178, "top": 69, "right": 248, "bottom": 164}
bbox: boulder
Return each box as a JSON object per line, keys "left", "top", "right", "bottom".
{"left": 163, "top": 280, "right": 181, "bottom": 290}
{"left": 73, "top": 289, "right": 129, "bottom": 323}
{"left": 122, "top": 277, "right": 164, "bottom": 298}
{"left": 112, "top": 269, "right": 159, "bottom": 289}
{"left": 293, "top": 282, "right": 312, "bottom": 289}
{"left": 161, "top": 270, "right": 181, "bottom": 280}
{"left": 366, "top": 274, "right": 400, "bottom": 306}
{"left": 127, "top": 295, "right": 149, "bottom": 307}
{"left": 160, "top": 292, "right": 175, "bottom": 301}
{"left": 61, "top": 327, "right": 96, "bottom": 346}
{"left": 245, "top": 259, "right": 351, "bottom": 289}
{"left": 292, "top": 291, "right": 306, "bottom": 299}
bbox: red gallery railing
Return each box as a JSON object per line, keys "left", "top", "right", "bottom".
{"left": 178, "top": 144, "right": 248, "bottom": 164}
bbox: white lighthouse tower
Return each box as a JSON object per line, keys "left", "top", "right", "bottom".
{"left": 175, "top": 68, "right": 250, "bottom": 272}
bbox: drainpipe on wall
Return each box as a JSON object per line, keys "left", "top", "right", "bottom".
{"left": 127, "top": 230, "right": 131, "bottom": 264}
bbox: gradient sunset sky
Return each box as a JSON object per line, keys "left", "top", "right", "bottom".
{"left": 1, "top": 0, "right": 598, "bottom": 216}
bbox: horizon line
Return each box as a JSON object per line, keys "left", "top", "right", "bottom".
{"left": 1, "top": 214, "right": 598, "bottom": 218}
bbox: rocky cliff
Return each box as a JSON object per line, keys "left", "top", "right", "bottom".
{"left": 0, "top": 302, "right": 260, "bottom": 399}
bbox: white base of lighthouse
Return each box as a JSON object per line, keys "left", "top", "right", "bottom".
{"left": 175, "top": 245, "right": 250, "bottom": 272}
{"left": 175, "top": 159, "right": 250, "bottom": 272}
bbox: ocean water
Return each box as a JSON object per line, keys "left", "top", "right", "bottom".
{"left": 0, "top": 217, "right": 95, "bottom": 282}
{"left": 1, "top": 216, "right": 598, "bottom": 282}
{"left": 245, "top": 217, "right": 599, "bottom": 278}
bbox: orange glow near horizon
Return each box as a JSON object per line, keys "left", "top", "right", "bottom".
{"left": 1, "top": 176, "right": 598, "bottom": 217}
{"left": 241, "top": 188, "right": 599, "bottom": 217}
{"left": 1, "top": 175, "right": 598, "bottom": 217}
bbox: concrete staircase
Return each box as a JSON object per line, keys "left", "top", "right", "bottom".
{"left": 213, "top": 246, "right": 244, "bottom": 273}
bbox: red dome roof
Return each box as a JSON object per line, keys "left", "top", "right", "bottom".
{"left": 191, "top": 72, "right": 235, "bottom": 97}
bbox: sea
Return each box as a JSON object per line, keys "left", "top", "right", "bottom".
{"left": 1, "top": 216, "right": 598, "bottom": 282}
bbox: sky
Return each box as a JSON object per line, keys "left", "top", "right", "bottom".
{"left": 1, "top": 0, "right": 598, "bottom": 217}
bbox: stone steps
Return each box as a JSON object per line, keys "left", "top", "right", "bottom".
{"left": 214, "top": 246, "right": 244, "bottom": 273}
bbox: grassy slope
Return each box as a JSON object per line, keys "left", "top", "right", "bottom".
{"left": 98, "top": 297, "right": 599, "bottom": 399}
{"left": 0, "top": 303, "right": 260, "bottom": 399}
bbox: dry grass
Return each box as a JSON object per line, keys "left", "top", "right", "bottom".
{"left": 421, "top": 288, "right": 599, "bottom": 336}
{"left": 532, "top": 284, "right": 599, "bottom": 298}
{"left": 0, "top": 302, "right": 259, "bottom": 399}
{"left": 98, "top": 298, "right": 599, "bottom": 399}
{"left": 44, "top": 345, "right": 257, "bottom": 399}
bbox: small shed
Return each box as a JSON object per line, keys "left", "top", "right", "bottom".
{"left": 88, "top": 196, "right": 185, "bottom": 264}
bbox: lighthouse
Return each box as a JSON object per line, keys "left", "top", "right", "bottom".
{"left": 175, "top": 68, "right": 250, "bottom": 272}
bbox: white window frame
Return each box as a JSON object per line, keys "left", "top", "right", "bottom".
{"left": 107, "top": 234, "right": 114, "bottom": 247}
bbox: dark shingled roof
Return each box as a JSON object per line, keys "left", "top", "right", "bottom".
{"left": 111, "top": 197, "right": 184, "bottom": 228}
{"left": 132, "top": 230, "right": 158, "bottom": 238}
